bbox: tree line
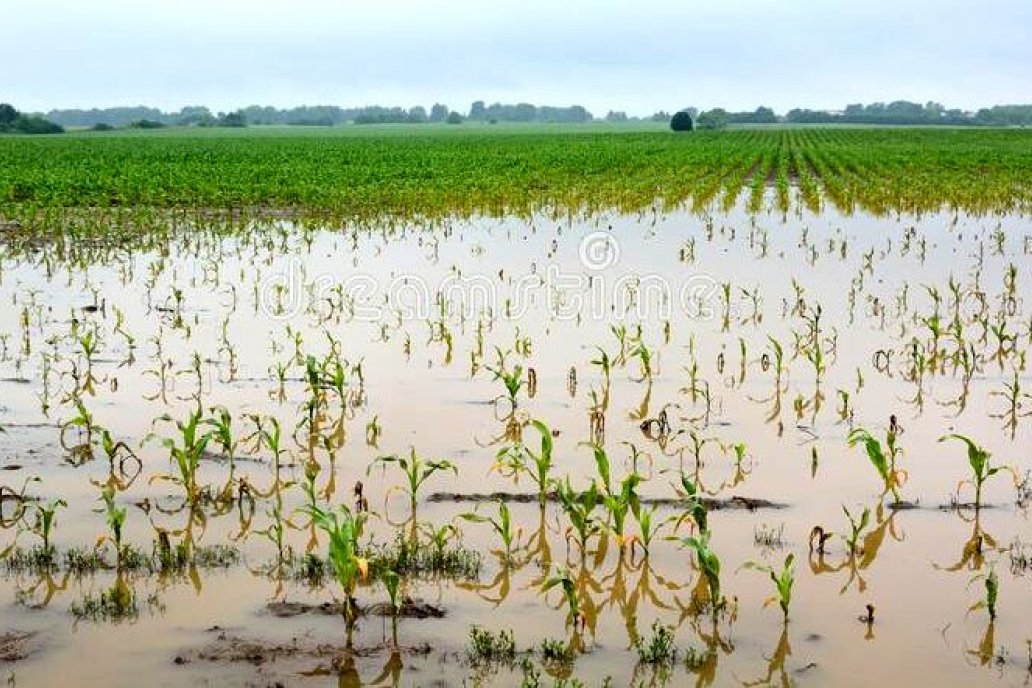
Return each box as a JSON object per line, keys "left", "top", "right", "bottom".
{"left": 9, "top": 100, "right": 1032, "bottom": 132}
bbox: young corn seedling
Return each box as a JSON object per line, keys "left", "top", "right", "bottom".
{"left": 204, "top": 406, "right": 239, "bottom": 495}
{"left": 459, "top": 501, "right": 521, "bottom": 564}
{"left": 382, "top": 569, "right": 402, "bottom": 645}
{"left": 492, "top": 420, "right": 555, "bottom": 505}
{"left": 603, "top": 473, "right": 642, "bottom": 551}
{"left": 60, "top": 397, "right": 98, "bottom": 463}
{"left": 841, "top": 505, "right": 871, "bottom": 556}
{"left": 740, "top": 554, "right": 795, "bottom": 620}
{"left": 305, "top": 502, "right": 369, "bottom": 646}
{"left": 97, "top": 485, "right": 127, "bottom": 564}
{"left": 632, "top": 503, "right": 667, "bottom": 559}
{"left": 555, "top": 477, "right": 602, "bottom": 560}
{"left": 485, "top": 346, "right": 524, "bottom": 409}
{"left": 542, "top": 565, "right": 585, "bottom": 633}
{"left": 939, "top": 434, "right": 1013, "bottom": 510}
{"left": 968, "top": 566, "right": 999, "bottom": 619}
{"left": 148, "top": 409, "right": 211, "bottom": 504}
{"left": 847, "top": 426, "right": 905, "bottom": 503}
{"left": 370, "top": 448, "right": 457, "bottom": 516}
{"left": 680, "top": 530, "right": 723, "bottom": 617}
{"left": 671, "top": 474, "right": 708, "bottom": 534}
{"left": 32, "top": 495, "right": 68, "bottom": 558}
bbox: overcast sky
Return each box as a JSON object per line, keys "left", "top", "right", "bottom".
{"left": 3, "top": 0, "right": 1030, "bottom": 115}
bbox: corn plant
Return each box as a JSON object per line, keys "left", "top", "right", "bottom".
{"left": 968, "top": 566, "right": 999, "bottom": 619}
{"left": 680, "top": 529, "right": 722, "bottom": 615}
{"left": 740, "top": 554, "right": 795, "bottom": 620}
{"left": 542, "top": 566, "right": 584, "bottom": 632}
{"left": 305, "top": 502, "right": 369, "bottom": 644}
{"left": 555, "top": 477, "right": 602, "bottom": 559}
{"left": 847, "top": 427, "right": 904, "bottom": 503}
{"left": 672, "top": 474, "right": 708, "bottom": 534}
{"left": 841, "top": 505, "right": 870, "bottom": 556}
{"left": 370, "top": 448, "right": 457, "bottom": 514}
{"left": 492, "top": 420, "right": 554, "bottom": 505}
{"left": 204, "top": 405, "right": 239, "bottom": 485}
{"left": 382, "top": 569, "right": 402, "bottom": 617}
{"left": 939, "top": 434, "right": 1012, "bottom": 509}
{"left": 148, "top": 409, "right": 211, "bottom": 504}
{"left": 32, "top": 496, "right": 67, "bottom": 555}
{"left": 485, "top": 346, "right": 524, "bottom": 408}
{"left": 603, "top": 473, "right": 642, "bottom": 550}
{"left": 459, "top": 501, "right": 520, "bottom": 564}
{"left": 100, "top": 486, "right": 126, "bottom": 556}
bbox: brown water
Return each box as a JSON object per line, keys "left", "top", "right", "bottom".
{"left": 1, "top": 201, "right": 1031, "bottom": 686}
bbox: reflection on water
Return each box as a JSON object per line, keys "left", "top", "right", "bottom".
{"left": 0, "top": 200, "right": 1031, "bottom": 686}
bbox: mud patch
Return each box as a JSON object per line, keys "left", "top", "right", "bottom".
{"left": 429, "top": 491, "right": 786, "bottom": 510}
{"left": 0, "top": 631, "right": 36, "bottom": 662}
{"left": 266, "top": 599, "right": 445, "bottom": 619}
{"left": 175, "top": 627, "right": 433, "bottom": 669}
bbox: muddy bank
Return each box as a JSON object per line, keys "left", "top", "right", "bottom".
{"left": 266, "top": 599, "right": 445, "bottom": 619}
{"left": 0, "top": 631, "right": 36, "bottom": 662}
{"left": 428, "top": 491, "right": 786, "bottom": 510}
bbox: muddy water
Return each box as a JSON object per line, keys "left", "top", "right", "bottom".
{"left": 1, "top": 201, "right": 1031, "bottom": 686}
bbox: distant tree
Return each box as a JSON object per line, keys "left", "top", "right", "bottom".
{"left": 407, "top": 106, "right": 428, "bottom": 124}
{"left": 0, "top": 103, "right": 18, "bottom": 126}
{"left": 12, "top": 116, "right": 64, "bottom": 134}
{"left": 91, "top": 122, "right": 115, "bottom": 131}
{"left": 430, "top": 103, "right": 449, "bottom": 123}
{"left": 695, "top": 109, "right": 728, "bottom": 130}
{"left": 129, "top": 119, "right": 166, "bottom": 129}
{"left": 446, "top": 111, "right": 463, "bottom": 124}
{"left": 216, "top": 111, "right": 246, "bottom": 127}
{"left": 670, "top": 110, "right": 694, "bottom": 132}
{"left": 752, "top": 106, "right": 777, "bottom": 123}
{"left": 0, "top": 104, "right": 64, "bottom": 134}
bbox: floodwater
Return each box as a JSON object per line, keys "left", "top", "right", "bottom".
{"left": 1, "top": 200, "right": 1031, "bottom": 686}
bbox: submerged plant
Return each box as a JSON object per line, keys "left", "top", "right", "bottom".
{"left": 305, "top": 502, "right": 369, "bottom": 644}
{"left": 680, "top": 530, "right": 722, "bottom": 616}
{"left": 370, "top": 448, "right": 457, "bottom": 515}
{"left": 492, "top": 420, "right": 555, "bottom": 505}
{"left": 939, "top": 434, "right": 1012, "bottom": 509}
{"left": 459, "top": 501, "right": 521, "bottom": 564}
{"left": 847, "top": 426, "right": 905, "bottom": 503}
{"left": 740, "top": 553, "right": 795, "bottom": 619}
{"left": 148, "top": 409, "right": 211, "bottom": 503}
{"left": 542, "top": 566, "right": 584, "bottom": 631}
{"left": 969, "top": 566, "right": 999, "bottom": 619}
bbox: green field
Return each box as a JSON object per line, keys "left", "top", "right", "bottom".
{"left": 2, "top": 126, "right": 1031, "bottom": 229}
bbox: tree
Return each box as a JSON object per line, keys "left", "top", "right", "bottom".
{"left": 0, "top": 103, "right": 18, "bottom": 126}
{"left": 446, "top": 111, "right": 463, "bottom": 124}
{"left": 217, "top": 111, "right": 246, "bottom": 127}
{"left": 429, "top": 103, "right": 449, "bottom": 123}
{"left": 407, "top": 106, "right": 428, "bottom": 124}
{"left": 695, "top": 109, "right": 728, "bottom": 130}
{"left": 670, "top": 110, "right": 694, "bottom": 132}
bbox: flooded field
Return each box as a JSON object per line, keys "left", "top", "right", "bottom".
{"left": 1, "top": 200, "right": 1031, "bottom": 687}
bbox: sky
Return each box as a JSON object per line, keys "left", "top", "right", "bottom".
{"left": 3, "top": 0, "right": 1030, "bottom": 116}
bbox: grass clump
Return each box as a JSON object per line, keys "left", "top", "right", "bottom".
{"left": 467, "top": 626, "right": 517, "bottom": 665}
{"left": 634, "top": 620, "right": 678, "bottom": 665}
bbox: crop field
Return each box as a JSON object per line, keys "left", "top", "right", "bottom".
{"left": 0, "top": 126, "right": 1031, "bottom": 687}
